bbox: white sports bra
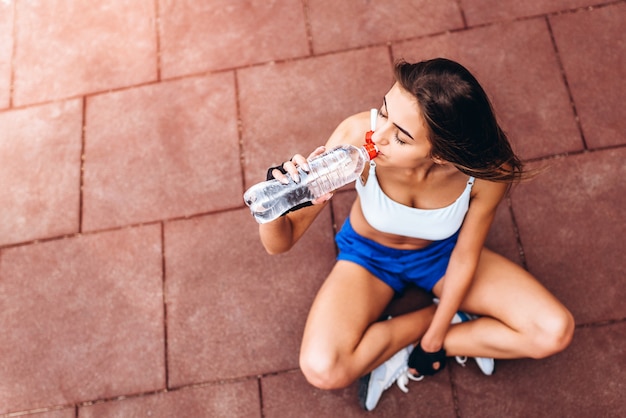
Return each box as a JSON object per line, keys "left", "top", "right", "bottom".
{"left": 355, "top": 162, "right": 474, "bottom": 241}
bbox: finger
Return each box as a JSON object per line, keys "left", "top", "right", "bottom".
{"left": 291, "top": 154, "right": 309, "bottom": 172}
{"left": 311, "top": 193, "right": 333, "bottom": 205}
{"left": 283, "top": 160, "right": 300, "bottom": 183}
{"left": 307, "top": 145, "right": 326, "bottom": 160}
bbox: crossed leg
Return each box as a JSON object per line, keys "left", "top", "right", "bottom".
{"left": 434, "top": 248, "right": 574, "bottom": 360}
{"left": 300, "top": 248, "right": 574, "bottom": 390}
{"left": 299, "top": 260, "right": 436, "bottom": 390}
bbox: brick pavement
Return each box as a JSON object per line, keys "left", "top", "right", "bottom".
{"left": 1, "top": 1, "right": 624, "bottom": 417}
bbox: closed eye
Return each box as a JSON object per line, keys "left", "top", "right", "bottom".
{"left": 379, "top": 107, "right": 407, "bottom": 145}
{"left": 394, "top": 133, "right": 407, "bottom": 145}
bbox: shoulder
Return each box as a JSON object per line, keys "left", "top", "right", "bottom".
{"left": 325, "top": 112, "right": 371, "bottom": 148}
{"left": 469, "top": 177, "right": 508, "bottom": 211}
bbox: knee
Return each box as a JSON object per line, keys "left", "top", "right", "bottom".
{"left": 529, "top": 308, "right": 575, "bottom": 359}
{"left": 299, "top": 350, "right": 353, "bottom": 390}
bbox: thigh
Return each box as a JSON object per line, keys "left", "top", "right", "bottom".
{"left": 301, "top": 260, "right": 395, "bottom": 357}
{"left": 433, "top": 248, "right": 569, "bottom": 331}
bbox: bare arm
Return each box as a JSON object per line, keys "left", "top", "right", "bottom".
{"left": 258, "top": 112, "right": 370, "bottom": 254}
{"left": 420, "top": 179, "right": 508, "bottom": 352}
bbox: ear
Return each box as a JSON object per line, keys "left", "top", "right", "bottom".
{"left": 431, "top": 155, "right": 447, "bottom": 165}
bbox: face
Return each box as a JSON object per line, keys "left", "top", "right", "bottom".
{"left": 372, "top": 83, "right": 433, "bottom": 167}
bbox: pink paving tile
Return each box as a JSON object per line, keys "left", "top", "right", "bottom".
{"left": 158, "top": 0, "right": 309, "bottom": 79}
{"left": 451, "top": 322, "right": 626, "bottom": 417}
{"left": 460, "top": 0, "right": 596, "bottom": 25}
{"left": 0, "top": 0, "right": 13, "bottom": 109}
{"left": 0, "top": 99, "right": 82, "bottom": 247}
{"left": 238, "top": 47, "right": 394, "bottom": 189}
{"left": 164, "top": 208, "right": 336, "bottom": 387}
{"left": 511, "top": 149, "right": 626, "bottom": 324}
{"left": 261, "top": 369, "right": 457, "bottom": 417}
{"left": 485, "top": 198, "right": 523, "bottom": 265}
{"left": 83, "top": 72, "right": 240, "bottom": 232}
{"left": 79, "top": 380, "right": 260, "bottom": 418}
{"left": 0, "top": 225, "right": 165, "bottom": 414}
{"left": 306, "top": 0, "right": 464, "bottom": 54}
{"left": 13, "top": 0, "right": 157, "bottom": 106}
{"left": 550, "top": 4, "right": 626, "bottom": 149}
{"left": 392, "top": 18, "right": 583, "bottom": 160}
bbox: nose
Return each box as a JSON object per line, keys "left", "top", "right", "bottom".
{"left": 371, "top": 121, "right": 392, "bottom": 146}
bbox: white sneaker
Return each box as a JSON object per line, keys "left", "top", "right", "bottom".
{"left": 451, "top": 311, "right": 495, "bottom": 375}
{"left": 358, "top": 344, "right": 423, "bottom": 411}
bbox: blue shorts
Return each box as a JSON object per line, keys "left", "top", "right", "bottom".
{"left": 335, "top": 219, "right": 459, "bottom": 293}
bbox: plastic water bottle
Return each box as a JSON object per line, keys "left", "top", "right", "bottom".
{"left": 244, "top": 142, "right": 378, "bottom": 224}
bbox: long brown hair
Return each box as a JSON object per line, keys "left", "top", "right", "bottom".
{"left": 394, "top": 58, "right": 525, "bottom": 182}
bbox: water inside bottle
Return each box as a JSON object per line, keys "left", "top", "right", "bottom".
{"left": 244, "top": 170, "right": 315, "bottom": 223}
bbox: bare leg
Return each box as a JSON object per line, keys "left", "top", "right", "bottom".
{"left": 434, "top": 248, "right": 574, "bottom": 360}
{"left": 299, "top": 260, "right": 436, "bottom": 390}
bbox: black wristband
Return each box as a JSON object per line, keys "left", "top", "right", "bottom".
{"left": 265, "top": 164, "right": 314, "bottom": 216}
{"left": 407, "top": 342, "right": 447, "bottom": 376}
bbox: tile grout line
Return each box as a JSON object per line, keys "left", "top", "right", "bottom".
{"left": 446, "top": 367, "right": 463, "bottom": 418}
{"left": 505, "top": 195, "right": 529, "bottom": 270}
{"left": 78, "top": 97, "right": 86, "bottom": 233}
{"left": 544, "top": 16, "right": 589, "bottom": 151}
{"left": 8, "top": 0, "right": 17, "bottom": 108}
{"left": 453, "top": 0, "right": 469, "bottom": 29}
{"left": 257, "top": 377, "right": 266, "bottom": 418}
{"left": 575, "top": 317, "right": 626, "bottom": 329}
{"left": 153, "top": 0, "right": 162, "bottom": 81}
{"left": 300, "top": 0, "right": 315, "bottom": 56}
{"left": 233, "top": 69, "right": 247, "bottom": 193}
{"left": 160, "top": 221, "right": 170, "bottom": 390}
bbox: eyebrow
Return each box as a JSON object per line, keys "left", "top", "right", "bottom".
{"left": 384, "top": 97, "right": 415, "bottom": 140}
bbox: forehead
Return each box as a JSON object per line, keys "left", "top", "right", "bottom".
{"left": 385, "top": 83, "right": 425, "bottom": 134}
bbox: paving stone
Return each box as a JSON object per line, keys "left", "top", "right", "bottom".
{"left": 460, "top": 0, "right": 597, "bottom": 25}
{"left": 550, "top": 4, "right": 626, "bottom": 149}
{"left": 392, "top": 18, "right": 582, "bottom": 160}
{"left": 83, "top": 72, "right": 240, "bottom": 232}
{"left": 485, "top": 198, "right": 523, "bottom": 266}
{"left": 0, "top": 225, "right": 165, "bottom": 414}
{"left": 1, "top": 0, "right": 623, "bottom": 415}
{"left": 0, "top": 100, "right": 82, "bottom": 246}
{"left": 164, "top": 208, "right": 336, "bottom": 387}
{"left": 452, "top": 322, "right": 626, "bottom": 418}
{"left": 79, "top": 380, "right": 260, "bottom": 418}
{"left": 511, "top": 149, "right": 626, "bottom": 324}
{"left": 261, "top": 369, "right": 457, "bottom": 417}
{"left": 0, "top": 0, "right": 13, "bottom": 109}
{"left": 12, "top": 0, "right": 157, "bottom": 106}
{"left": 306, "top": 0, "right": 464, "bottom": 54}
{"left": 238, "top": 47, "right": 393, "bottom": 189}
{"left": 158, "top": 0, "right": 309, "bottom": 78}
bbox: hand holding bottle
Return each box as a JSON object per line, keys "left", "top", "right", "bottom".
{"left": 244, "top": 109, "right": 379, "bottom": 224}
{"left": 269, "top": 146, "right": 334, "bottom": 205}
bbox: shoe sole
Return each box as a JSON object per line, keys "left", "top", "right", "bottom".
{"left": 357, "top": 374, "right": 372, "bottom": 410}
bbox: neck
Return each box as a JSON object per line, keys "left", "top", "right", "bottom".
{"left": 397, "top": 160, "right": 445, "bottom": 181}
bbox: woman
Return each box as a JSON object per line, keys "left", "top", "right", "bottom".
{"left": 257, "top": 58, "right": 574, "bottom": 411}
